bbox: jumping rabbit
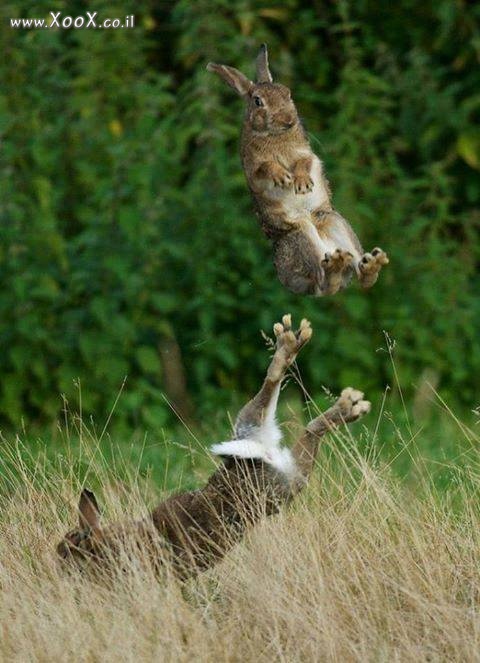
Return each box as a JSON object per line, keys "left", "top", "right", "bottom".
{"left": 57, "top": 315, "right": 370, "bottom": 578}
{"left": 207, "top": 45, "right": 389, "bottom": 296}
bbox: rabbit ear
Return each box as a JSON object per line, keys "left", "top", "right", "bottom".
{"left": 206, "top": 62, "right": 253, "bottom": 97}
{"left": 256, "top": 44, "right": 272, "bottom": 83}
{"left": 79, "top": 489, "right": 101, "bottom": 530}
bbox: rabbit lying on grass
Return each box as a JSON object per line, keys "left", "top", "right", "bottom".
{"left": 57, "top": 316, "right": 370, "bottom": 578}
{"left": 207, "top": 46, "right": 388, "bottom": 296}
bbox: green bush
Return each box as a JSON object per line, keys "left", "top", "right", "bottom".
{"left": 0, "top": 0, "right": 479, "bottom": 428}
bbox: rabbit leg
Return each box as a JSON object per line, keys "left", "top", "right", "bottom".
{"left": 320, "top": 249, "right": 355, "bottom": 295}
{"left": 309, "top": 209, "right": 360, "bottom": 294}
{"left": 255, "top": 161, "right": 293, "bottom": 189}
{"left": 358, "top": 248, "right": 389, "bottom": 288}
{"left": 235, "top": 315, "right": 312, "bottom": 439}
{"left": 313, "top": 210, "right": 389, "bottom": 289}
{"left": 292, "top": 156, "right": 314, "bottom": 194}
{"left": 291, "top": 388, "right": 371, "bottom": 489}
{"left": 211, "top": 316, "right": 311, "bottom": 461}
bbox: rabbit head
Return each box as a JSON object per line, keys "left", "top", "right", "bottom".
{"left": 207, "top": 44, "right": 299, "bottom": 135}
{"left": 57, "top": 489, "right": 105, "bottom": 563}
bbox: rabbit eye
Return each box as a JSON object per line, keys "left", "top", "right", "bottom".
{"left": 253, "top": 96, "right": 263, "bottom": 107}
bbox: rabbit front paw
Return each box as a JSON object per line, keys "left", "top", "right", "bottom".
{"left": 269, "top": 164, "right": 293, "bottom": 189}
{"left": 293, "top": 173, "right": 313, "bottom": 194}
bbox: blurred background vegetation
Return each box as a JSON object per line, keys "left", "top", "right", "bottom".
{"left": 0, "top": 1, "right": 479, "bottom": 469}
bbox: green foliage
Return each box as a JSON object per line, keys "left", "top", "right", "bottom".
{"left": 0, "top": 0, "right": 479, "bottom": 428}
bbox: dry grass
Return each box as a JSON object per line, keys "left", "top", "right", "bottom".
{"left": 1, "top": 416, "right": 480, "bottom": 662}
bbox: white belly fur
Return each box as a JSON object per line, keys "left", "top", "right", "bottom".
{"left": 303, "top": 217, "right": 361, "bottom": 265}
{"left": 265, "top": 155, "right": 329, "bottom": 220}
{"left": 266, "top": 155, "right": 354, "bottom": 261}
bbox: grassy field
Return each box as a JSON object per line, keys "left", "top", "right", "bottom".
{"left": 2, "top": 2, "right": 478, "bottom": 657}
{"left": 1, "top": 377, "right": 480, "bottom": 661}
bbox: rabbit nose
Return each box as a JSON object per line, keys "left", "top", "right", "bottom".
{"left": 280, "top": 116, "right": 295, "bottom": 128}
{"left": 275, "top": 113, "right": 294, "bottom": 129}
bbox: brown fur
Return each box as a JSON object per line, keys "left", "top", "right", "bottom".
{"left": 207, "top": 45, "right": 389, "bottom": 296}
{"left": 57, "top": 316, "right": 370, "bottom": 579}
